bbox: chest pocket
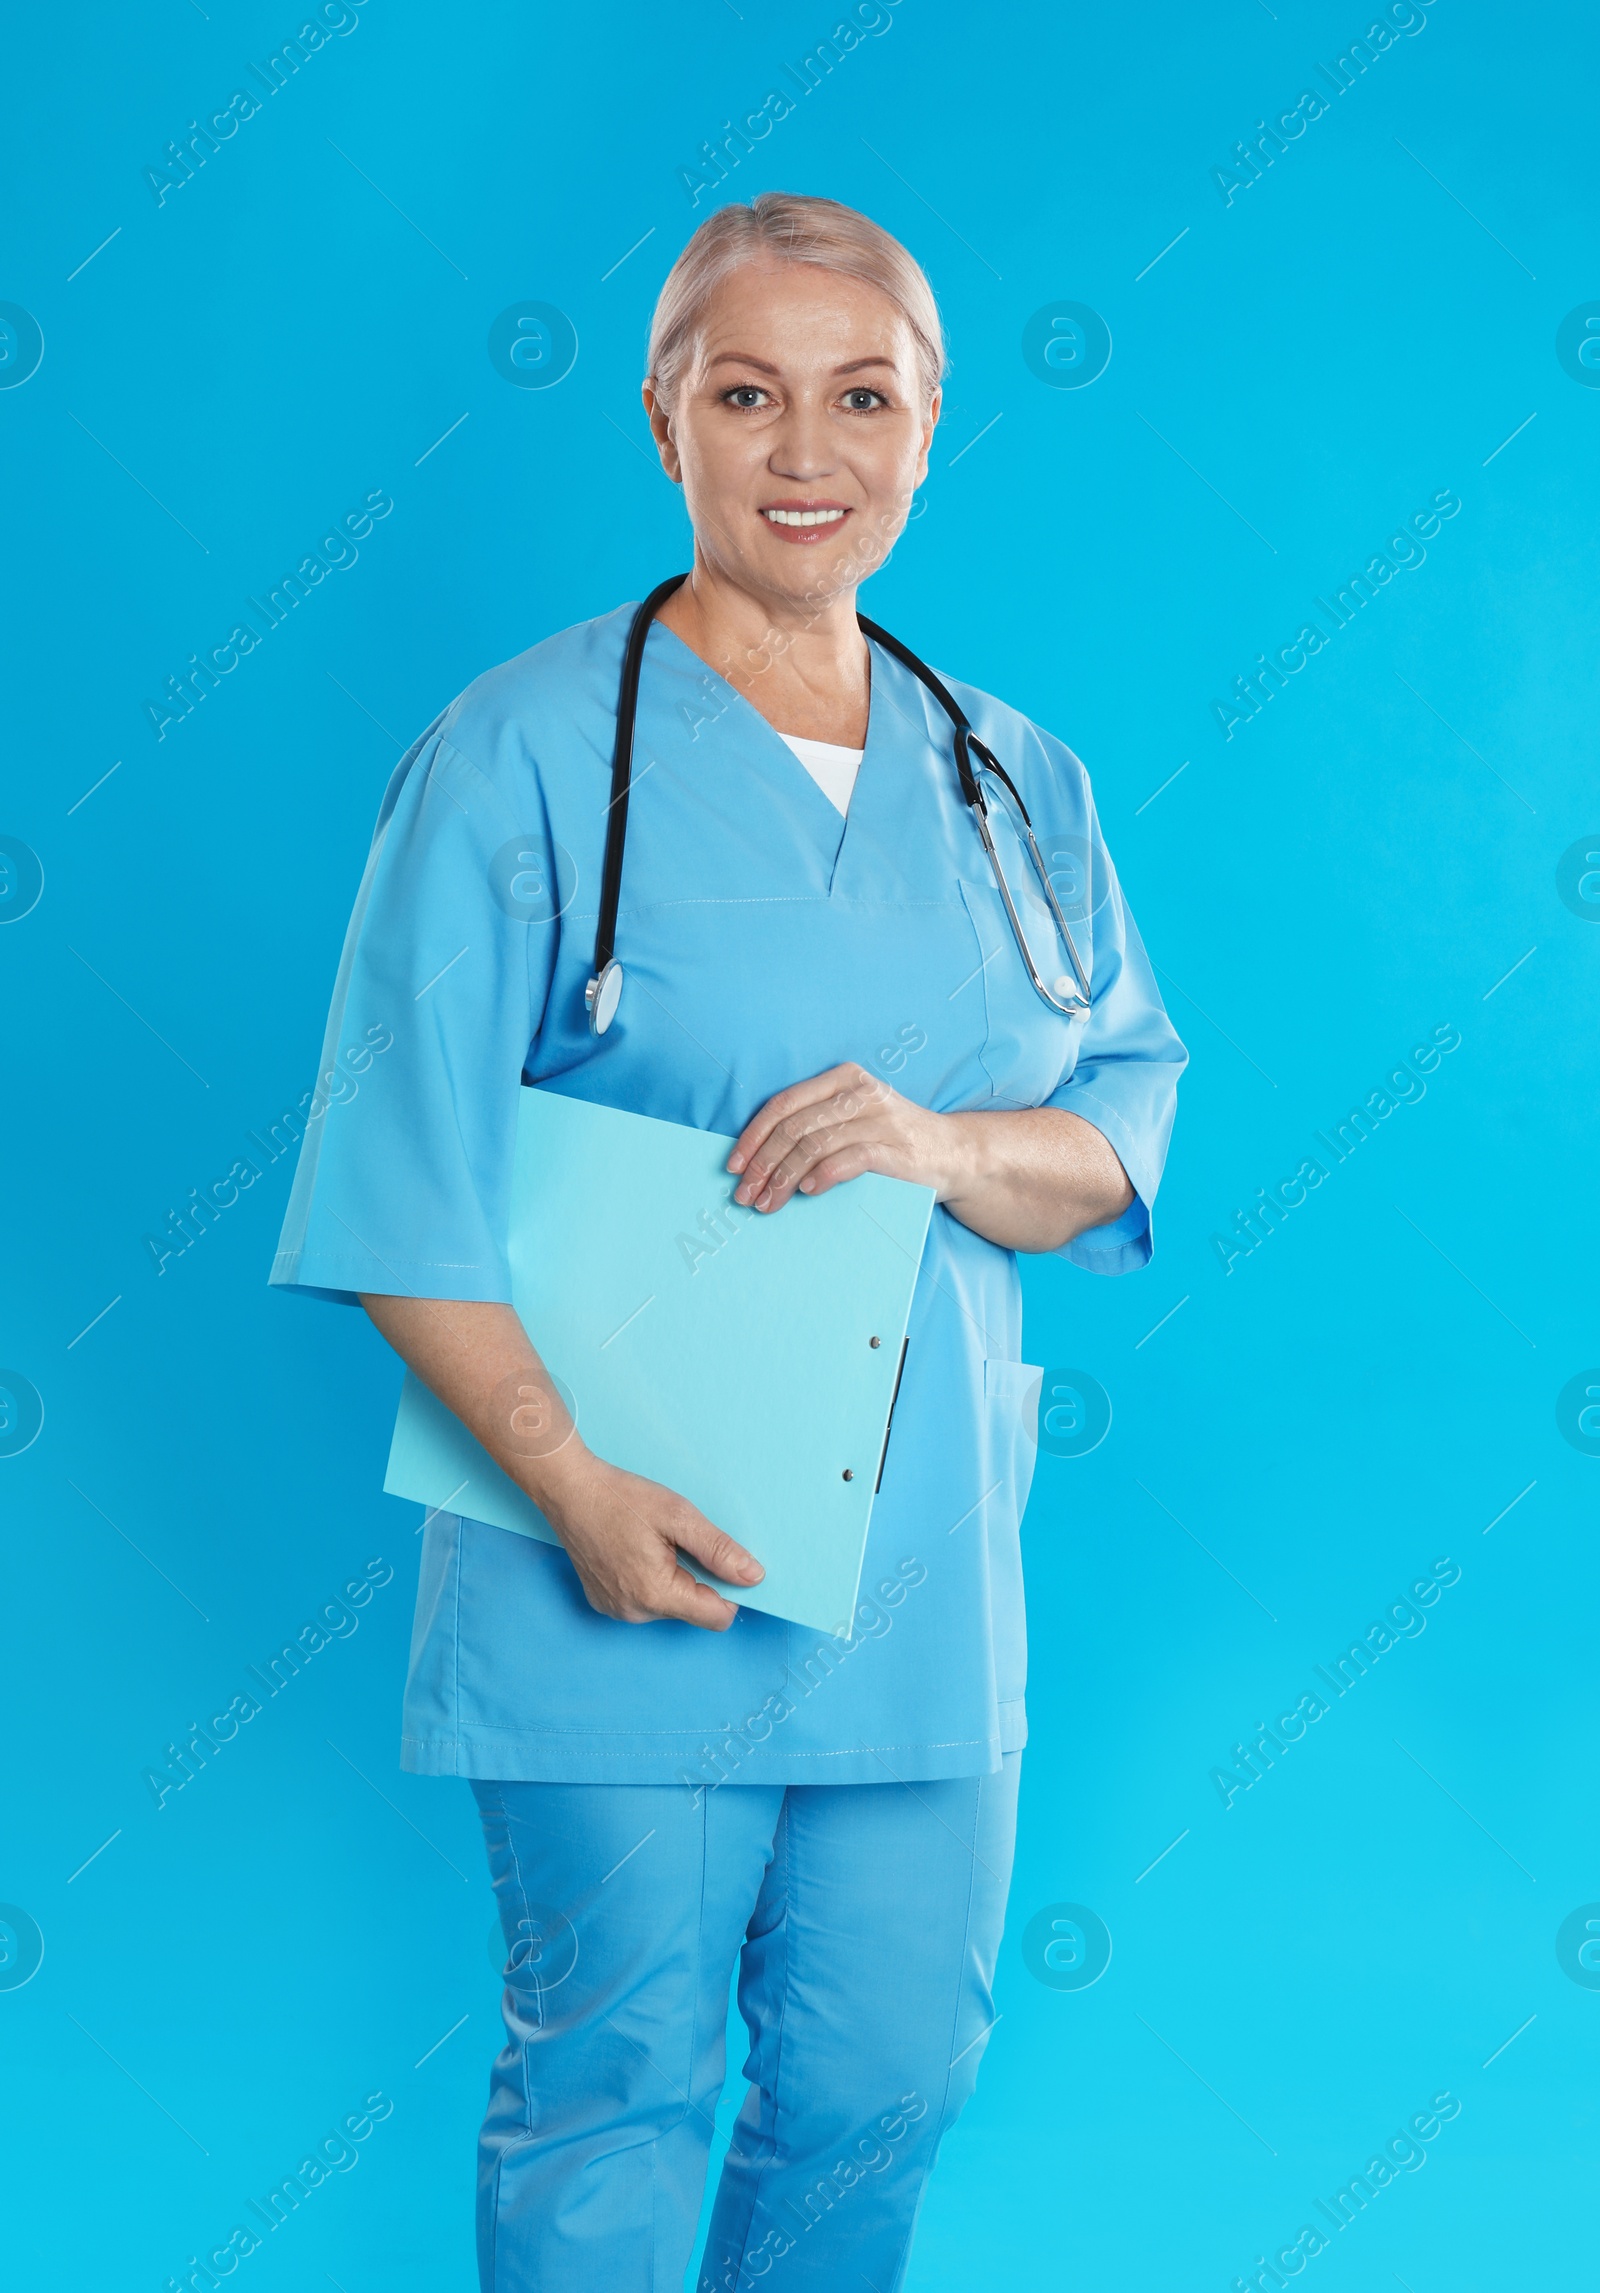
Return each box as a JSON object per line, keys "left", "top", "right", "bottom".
{"left": 959, "top": 872, "right": 1086, "bottom": 1111}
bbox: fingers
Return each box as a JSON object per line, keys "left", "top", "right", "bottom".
{"left": 578, "top": 1562, "right": 740, "bottom": 1631}
{"left": 650, "top": 1502, "right": 764, "bottom": 1631}
{"left": 560, "top": 1470, "right": 762, "bottom": 1633}
{"left": 728, "top": 1064, "right": 875, "bottom": 1184}
{"left": 732, "top": 1071, "right": 890, "bottom": 1208}
{"left": 792, "top": 1140, "right": 874, "bottom": 1200}
{"left": 755, "top": 1128, "right": 875, "bottom": 1211}
{"left": 671, "top": 1508, "right": 765, "bottom": 1586}
{"left": 655, "top": 1567, "right": 743, "bottom": 1632}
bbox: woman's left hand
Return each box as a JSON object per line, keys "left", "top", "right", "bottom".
{"left": 728, "top": 1064, "right": 962, "bottom": 1212}
{"left": 727, "top": 1063, "right": 1136, "bottom": 1253}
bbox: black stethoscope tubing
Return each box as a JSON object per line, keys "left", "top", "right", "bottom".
{"left": 585, "top": 573, "right": 1094, "bottom": 1035}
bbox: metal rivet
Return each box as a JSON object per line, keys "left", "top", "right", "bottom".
{"left": 842, "top": 1468, "right": 855, "bottom": 1482}
{"left": 869, "top": 1335, "right": 881, "bottom": 1348}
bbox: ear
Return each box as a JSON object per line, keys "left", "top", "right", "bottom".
{"left": 641, "top": 380, "right": 683, "bottom": 485}
{"left": 912, "top": 385, "right": 940, "bottom": 489}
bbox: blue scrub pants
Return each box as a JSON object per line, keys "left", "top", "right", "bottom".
{"left": 470, "top": 1754, "right": 1020, "bottom": 2291}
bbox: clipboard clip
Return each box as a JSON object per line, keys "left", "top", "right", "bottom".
{"left": 873, "top": 1339, "right": 910, "bottom": 1495}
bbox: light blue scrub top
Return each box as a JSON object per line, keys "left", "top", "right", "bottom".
{"left": 270, "top": 603, "right": 1186, "bottom": 1789}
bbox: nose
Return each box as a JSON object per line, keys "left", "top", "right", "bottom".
{"left": 767, "top": 395, "right": 838, "bottom": 483}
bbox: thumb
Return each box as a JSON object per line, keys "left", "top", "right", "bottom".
{"left": 656, "top": 1565, "right": 744, "bottom": 1633}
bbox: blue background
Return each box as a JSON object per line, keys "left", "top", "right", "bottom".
{"left": 3, "top": 0, "right": 1597, "bottom": 2285}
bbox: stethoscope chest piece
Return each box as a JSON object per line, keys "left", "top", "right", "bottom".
{"left": 586, "top": 960, "right": 624, "bottom": 1036}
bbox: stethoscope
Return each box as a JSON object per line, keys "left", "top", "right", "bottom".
{"left": 585, "top": 572, "right": 1094, "bottom": 1036}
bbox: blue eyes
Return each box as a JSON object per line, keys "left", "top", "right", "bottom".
{"left": 720, "top": 386, "right": 889, "bottom": 413}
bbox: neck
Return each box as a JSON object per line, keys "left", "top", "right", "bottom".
{"left": 657, "top": 550, "right": 873, "bottom": 746}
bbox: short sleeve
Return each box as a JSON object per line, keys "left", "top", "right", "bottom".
{"left": 1043, "top": 780, "right": 1187, "bottom": 1275}
{"left": 269, "top": 718, "right": 558, "bottom": 1306}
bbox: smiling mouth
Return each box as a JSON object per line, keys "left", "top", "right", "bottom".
{"left": 760, "top": 505, "right": 850, "bottom": 529}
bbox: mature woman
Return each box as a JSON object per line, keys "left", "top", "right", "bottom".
{"left": 273, "top": 193, "right": 1184, "bottom": 2292}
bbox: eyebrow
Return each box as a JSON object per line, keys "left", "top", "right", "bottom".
{"left": 705, "top": 351, "right": 900, "bottom": 376}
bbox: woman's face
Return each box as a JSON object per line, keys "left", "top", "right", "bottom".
{"left": 645, "top": 258, "right": 938, "bottom": 613}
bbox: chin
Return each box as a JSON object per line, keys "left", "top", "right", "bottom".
{"left": 763, "top": 528, "right": 878, "bottom": 590}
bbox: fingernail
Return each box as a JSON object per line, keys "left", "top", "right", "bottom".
{"left": 727, "top": 1152, "right": 745, "bottom": 1173}
{"left": 734, "top": 1183, "right": 751, "bottom": 1204}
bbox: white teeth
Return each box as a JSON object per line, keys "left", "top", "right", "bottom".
{"left": 762, "top": 507, "right": 847, "bottom": 527}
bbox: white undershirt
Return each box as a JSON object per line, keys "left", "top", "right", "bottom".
{"left": 778, "top": 733, "right": 864, "bottom": 818}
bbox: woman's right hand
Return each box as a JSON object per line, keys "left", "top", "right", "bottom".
{"left": 358, "top": 1294, "right": 762, "bottom": 1631}
{"left": 534, "top": 1444, "right": 765, "bottom": 1631}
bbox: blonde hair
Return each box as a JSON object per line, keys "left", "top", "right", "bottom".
{"left": 647, "top": 192, "right": 945, "bottom": 414}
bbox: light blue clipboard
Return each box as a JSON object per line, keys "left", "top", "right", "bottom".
{"left": 384, "top": 1088, "right": 935, "bottom": 1635}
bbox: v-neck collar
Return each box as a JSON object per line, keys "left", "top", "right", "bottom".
{"left": 648, "top": 619, "right": 883, "bottom": 891}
